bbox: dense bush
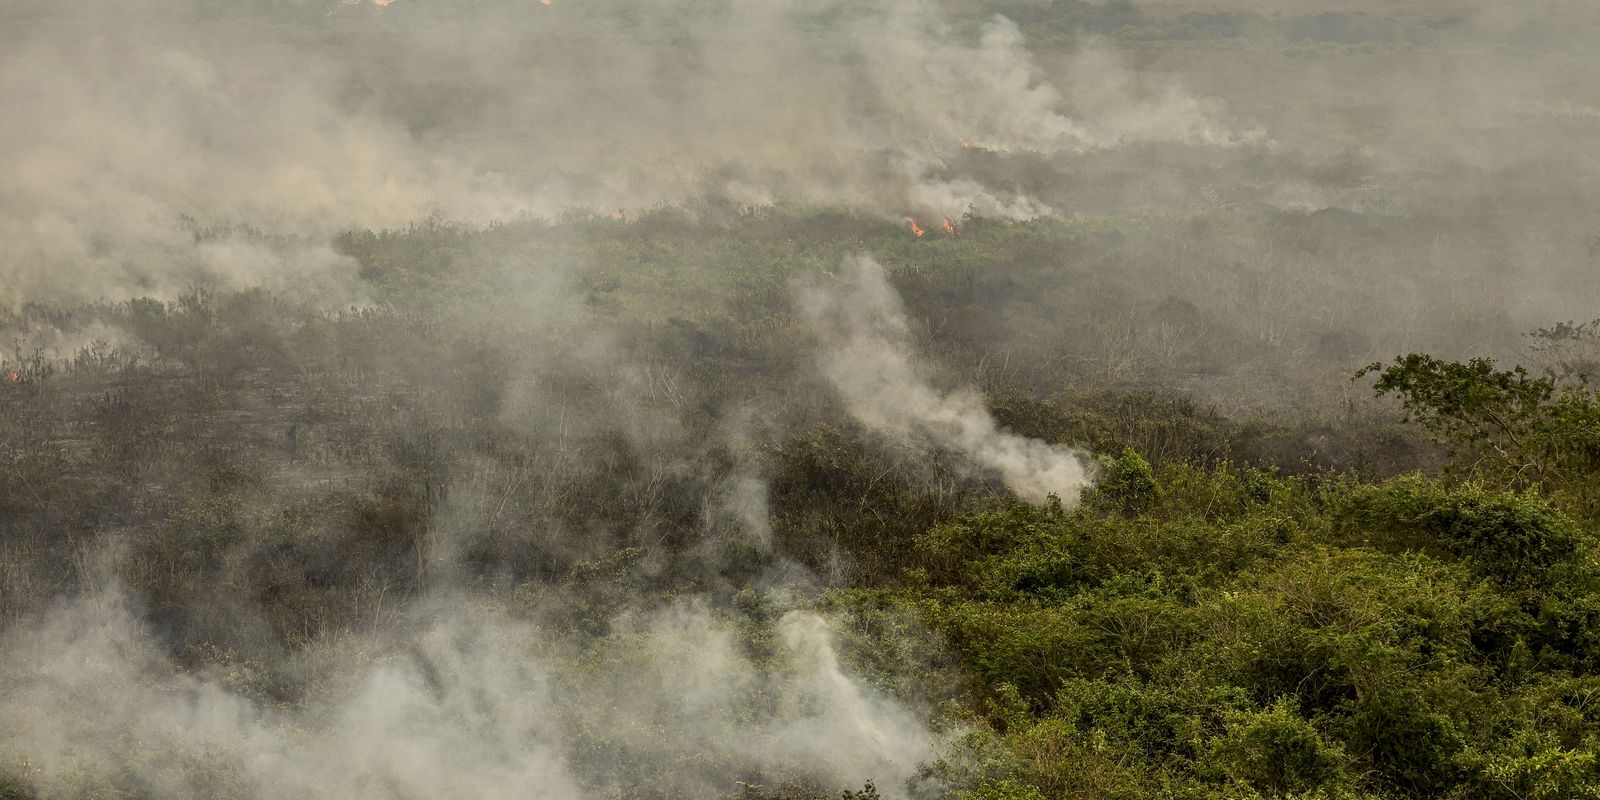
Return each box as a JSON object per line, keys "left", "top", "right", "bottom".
{"left": 834, "top": 453, "right": 1600, "bottom": 799}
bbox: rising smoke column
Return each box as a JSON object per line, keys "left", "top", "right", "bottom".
{"left": 797, "top": 255, "right": 1094, "bottom": 505}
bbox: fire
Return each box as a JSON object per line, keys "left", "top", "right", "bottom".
{"left": 5, "top": 370, "right": 18, "bottom": 383}
{"left": 941, "top": 218, "right": 959, "bottom": 236}
{"left": 959, "top": 137, "right": 973, "bottom": 149}
{"left": 373, "top": 0, "right": 395, "bottom": 5}
{"left": 539, "top": 0, "right": 552, "bottom": 4}
{"left": 906, "top": 217, "right": 926, "bottom": 237}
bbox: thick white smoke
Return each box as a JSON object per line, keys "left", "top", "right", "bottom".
{"left": 798, "top": 255, "right": 1095, "bottom": 505}
{"left": 0, "top": 0, "right": 1244, "bottom": 305}
{"left": 0, "top": 587, "right": 938, "bottom": 799}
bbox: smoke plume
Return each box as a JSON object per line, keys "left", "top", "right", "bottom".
{"left": 798, "top": 255, "right": 1094, "bottom": 505}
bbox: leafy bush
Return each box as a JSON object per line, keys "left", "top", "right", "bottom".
{"left": 1337, "top": 475, "right": 1587, "bottom": 589}
{"left": 1202, "top": 698, "right": 1347, "bottom": 794}
{"left": 1082, "top": 448, "right": 1158, "bottom": 516}
{"left": 1360, "top": 354, "right": 1600, "bottom": 517}
{"left": 956, "top": 779, "right": 1047, "bottom": 800}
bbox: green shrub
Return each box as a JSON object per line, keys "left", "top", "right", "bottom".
{"left": 1455, "top": 728, "right": 1600, "bottom": 800}
{"left": 956, "top": 779, "right": 1048, "bottom": 800}
{"left": 1202, "top": 698, "right": 1347, "bottom": 794}
{"left": 1082, "top": 448, "right": 1159, "bottom": 517}
{"left": 1339, "top": 475, "right": 1586, "bottom": 588}
{"left": 1361, "top": 354, "right": 1600, "bottom": 517}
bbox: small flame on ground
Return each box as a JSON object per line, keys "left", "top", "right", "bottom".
{"left": 941, "top": 219, "right": 959, "bottom": 236}
{"left": 539, "top": 0, "right": 552, "bottom": 5}
{"left": 5, "top": 370, "right": 18, "bottom": 383}
{"left": 959, "top": 137, "right": 973, "bottom": 149}
{"left": 906, "top": 218, "right": 926, "bottom": 237}
{"left": 613, "top": 208, "right": 626, "bottom": 221}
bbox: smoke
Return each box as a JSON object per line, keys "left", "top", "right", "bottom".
{"left": 0, "top": 586, "right": 939, "bottom": 799}
{"left": 798, "top": 255, "right": 1094, "bottom": 505}
{"left": 0, "top": 222, "right": 962, "bottom": 797}
{"left": 0, "top": 0, "right": 1245, "bottom": 305}
{"left": 8, "top": 1, "right": 1600, "bottom": 796}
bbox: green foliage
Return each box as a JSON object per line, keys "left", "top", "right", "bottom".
{"left": 1456, "top": 724, "right": 1600, "bottom": 799}
{"left": 956, "top": 779, "right": 1047, "bottom": 800}
{"left": 1337, "top": 476, "right": 1587, "bottom": 589}
{"left": 879, "top": 445, "right": 1600, "bottom": 799}
{"left": 1360, "top": 354, "right": 1600, "bottom": 516}
{"left": 1082, "top": 448, "right": 1158, "bottom": 516}
{"left": 1202, "top": 698, "right": 1347, "bottom": 794}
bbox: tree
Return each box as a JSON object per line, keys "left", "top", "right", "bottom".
{"left": 1359, "top": 354, "right": 1600, "bottom": 516}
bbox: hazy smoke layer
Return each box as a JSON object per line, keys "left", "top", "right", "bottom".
{"left": 0, "top": 0, "right": 1240, "bottom": 304}
{"left": 0, "top": 588, "right": 936, "bottom": 799}
{"left": 799, "top": 255, "right": 1094, "bottom": 504}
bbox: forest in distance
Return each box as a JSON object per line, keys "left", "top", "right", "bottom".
{"left": 4, "top": 1, "right": 1600, "bottom": 799}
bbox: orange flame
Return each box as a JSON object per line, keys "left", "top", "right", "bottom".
{"left": 941, "top": 218, "right": 959, "bottom": 236}
{"left": 5, "top": 370, "right": 18, "bottom": 383}
{"left": 959, "top": 137, "right": 973, "bottom": 149}
{"left": 906, "top": 217, "right": 926, "bottom": 237}
{"left": 539, "top": 0, "right": 552, "bottom": 4}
